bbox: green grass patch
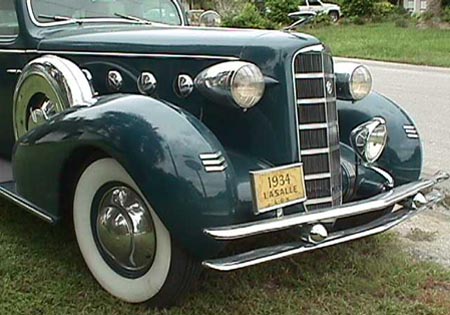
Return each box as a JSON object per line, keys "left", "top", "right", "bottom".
{"left": 1, "top": 199, "right": 450, "bottom": 315}
{"left": 304, "top": 22, "right": 450, "bottom": 67}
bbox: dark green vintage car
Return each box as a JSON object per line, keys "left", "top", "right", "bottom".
{"left": 0, "top": 0, "right": 448, "bottom": 308}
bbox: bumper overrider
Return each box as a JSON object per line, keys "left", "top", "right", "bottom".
{"left": 203, "top": 172, "right": 449, "bottom": 271}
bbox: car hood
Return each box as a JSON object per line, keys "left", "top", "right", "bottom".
{"left": 37, "top": 25, "right": 320, "bottom": 58}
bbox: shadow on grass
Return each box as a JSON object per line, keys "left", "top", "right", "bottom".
{"left": 1, "top": 199, "right": 449, "bottom": 315}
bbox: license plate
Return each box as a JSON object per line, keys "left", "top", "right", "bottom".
{"left": 250, "top": 163, "right": 307, "bottom": 214}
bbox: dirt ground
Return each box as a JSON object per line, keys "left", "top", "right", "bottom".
{"left": 394, "top": 180, "right": 450, "bottom": 268}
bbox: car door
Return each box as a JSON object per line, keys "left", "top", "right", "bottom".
{"left": 0, "top": 0, "right": 27, "bottom": 158}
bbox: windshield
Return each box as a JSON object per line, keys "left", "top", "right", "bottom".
{"left": 30, "top": 0, "right": 183, "bottom": 25}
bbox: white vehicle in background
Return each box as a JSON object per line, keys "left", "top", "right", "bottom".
{"left": 290, "top": 0, "right": 342, "bottom": 22}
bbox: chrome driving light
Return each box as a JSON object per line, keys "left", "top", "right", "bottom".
{"left": 350, "top": 117, "right": 388, "bottom": 163}
{"left": 335, "top": 62, "right": 372, "bottom": 101}
{"left": 195, "top": 61, "right": 265, "bottom": 109}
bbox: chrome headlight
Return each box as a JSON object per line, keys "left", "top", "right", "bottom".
{"left": 350, "top": 117, "right": 388, "bottom": 163}
{"left": 195, "top": 61, "right": 265, "bottom": 109}
{"left": 335, "top": 62, "right": 372, "bottom": 101}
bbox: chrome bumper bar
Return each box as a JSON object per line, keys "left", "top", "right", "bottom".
{"left": 203, "top": 172, "right": 449, "bottom": 271}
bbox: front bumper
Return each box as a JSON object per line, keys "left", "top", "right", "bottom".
{"left": 203, "top": 172, "right": 449, "bottom": 271}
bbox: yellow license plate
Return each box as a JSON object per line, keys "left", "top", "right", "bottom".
{"left": 250, "top": 163, "right": 307, "bottom": 214}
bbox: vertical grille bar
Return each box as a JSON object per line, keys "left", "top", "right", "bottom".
{"left": 293, "top": 46, "right": 342, "bottom": 210}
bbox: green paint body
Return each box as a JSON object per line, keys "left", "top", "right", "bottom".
{"left": 1, "top": 1, "right": 422, "bottom": 259}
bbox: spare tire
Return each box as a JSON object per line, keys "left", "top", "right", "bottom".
{"left": 13, "top": 55, "right": 94, "bottom": 139}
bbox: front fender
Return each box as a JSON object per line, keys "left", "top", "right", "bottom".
{"left": 13, "top": 94, "right": 239, "bottom": 258}
{"left": 338, "top": 92, "right": 423, "bottom": 185}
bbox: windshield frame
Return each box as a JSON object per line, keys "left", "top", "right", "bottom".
{"left": 26, "top": 0, "right": 185, "bottom": 27}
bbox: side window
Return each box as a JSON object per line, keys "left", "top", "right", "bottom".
{"left": 0, "top": 0, "right": 19, "bottom": 37}
{"left": 309, "top": 0, "right": 321, "bottom": 5}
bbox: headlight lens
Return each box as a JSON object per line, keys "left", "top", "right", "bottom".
{"left": 350, "top": 117, "right": 388, "bottom": 163}
{"left": 194, "top": 61, "right": 265, "bottom": 109}
{"left": 350, "top": 66, "right": 372, "bottom": 100}
{"left": 231, "top": 64, "right": 265, "bottom": 109}
{"left": 335, "top": 62, "right": 373, "bottom": 101}
{"left": 365, "top": 123, "right": 387, "bottom": 162}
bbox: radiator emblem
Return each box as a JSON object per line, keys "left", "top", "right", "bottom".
{"left": 326, "top": 80, "right": 334, "bottom": 95}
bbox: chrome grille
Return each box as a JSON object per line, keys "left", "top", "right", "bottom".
{"left": 293, "top": 46, "right": 342, "bottom": 210}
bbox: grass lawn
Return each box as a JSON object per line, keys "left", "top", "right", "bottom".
{"left": 304, "top": 22, "right": 450, "bottom": 68}
{"left": 1, "top": 199, "right": 450, "bottom": 314}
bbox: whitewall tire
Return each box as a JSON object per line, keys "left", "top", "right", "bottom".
{"left": 73, "top": 158, "right": 198, "bottom": 307}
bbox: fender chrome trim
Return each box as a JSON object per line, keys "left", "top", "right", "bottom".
{"left": 204, "top": 172, "right": 449, "bottom": 241}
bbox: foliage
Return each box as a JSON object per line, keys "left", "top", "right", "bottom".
{"left": 306, "top": 22, "right": 450, "bottom": 67}
{"left": 341, "top": 0, "right": 375, "bottom": 17}
{"left": 395, "top": 17, "right": 409, "bottom": 27}
{"left": 373, "top": 1, "right": 395, "bottom": 17}
{"left": 442, "top": 6, "right": 450, "bottom": 22}
{"left": 311, "top": 13, "right": 333, "bottom": 26}
{"left": 420, "top": 11, "right": 436, "bottom": 21}
{"left": 348, "top": 15, "right": 366, "bottom": 24}
{"left": 212, "top": 0, "right": 247, "bottom": 18}
{"left": 265, "top": 0, "right": 301, "bottom": 24}
{"left": 221, "top": 3, "right": 276, "bottom": 29}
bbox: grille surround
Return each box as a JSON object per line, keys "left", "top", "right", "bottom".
{"left": 292, "top": 45, "right": 342, "bottom": 210}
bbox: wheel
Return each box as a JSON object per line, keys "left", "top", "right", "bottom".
{"left": 73, "top": 158, "right": 199, "bottom": 307}
{"left": 13, "top": 55, "right": 94, "bottom": 139}
{"left": 328, "top": 11, "right": 339, "bottom": 22}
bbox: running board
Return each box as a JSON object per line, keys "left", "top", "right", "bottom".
{"left": 0, "top": 181, "right": 57, "bottom": 224}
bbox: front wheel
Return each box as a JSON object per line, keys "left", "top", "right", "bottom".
{"left": 73, "top": 158, "right": 199, "bottom": 308}
{"left": 328, "top": 11, "right": 339, "bottom": 22}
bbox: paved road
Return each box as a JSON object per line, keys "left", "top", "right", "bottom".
{"left": 337, "top": 58, "right": 450, "bottom": 267}
{"left": 337, "top": 58, "right": 450, "bottom": 185}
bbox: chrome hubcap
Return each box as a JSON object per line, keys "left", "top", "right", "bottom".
{"left": 28, "top": 98, "right": 57, "bottom": 130}
{"left": 95, "top": 186, "right": 156, "bottom": 274}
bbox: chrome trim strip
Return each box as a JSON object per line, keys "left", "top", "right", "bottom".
{"left": 407, "top": 134, "right": 419, "bottom": 139}
{"left": 202, "top": 190, "right": 444, "bottom": 271}
{"left": 305, "top": 173, "right": 331, "bottom": 181}
{"left": 37, "top": 50, "right": 239, "bottom": 60}
{"left": 204, "top": 163, "right": 228, "bottom": 172}
{"left": 297, "top": 44, "right": 325, "bottom": 54}
{"left": 301, "top": 148, "right": 329, "bottom": 155}
{"left": 299, "top": 123, "right": 328, "bottom": 130}
{"left": 203, "top": 172, "right": 449, "bottom": 240}
{"left": 295, "top": 73, "right": 335, "bottom": 79}
{"left": 0, "top": 49, "right": 38, "bottom": 54}
{"left": 202, "top": 157, "right": 226, "bottom": 166}
{"left": 0, "top": 49, "right": 239, "bottom": 60}
{"left": 200, "top": 152, "right": 222, "bottom": 160}
{"left": 0, "top": 184, "right": 54, "bottom": 223}
{"left": 304, "top": 197, "right": 333, "bottom": 205}
{"left": 403, "top": 125, "right": 416, "bottom": 130}
{"left": 200, "top": 152, "right": 227, "bottom": 172}
{"left": 6, "top": 69, "right": 22, "bottom": 74}
{"left": 297, "top": 97, "right": 336, "bottom": 105}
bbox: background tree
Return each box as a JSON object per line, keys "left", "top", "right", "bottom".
{"left": 427, "top": 0, "right": 442, "bottom": 15}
